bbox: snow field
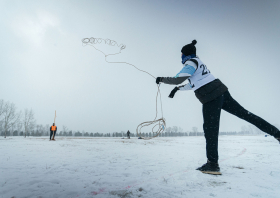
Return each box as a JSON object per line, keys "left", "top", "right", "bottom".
{"left": 1, "top": 136, "right": 279, "bottom": 198}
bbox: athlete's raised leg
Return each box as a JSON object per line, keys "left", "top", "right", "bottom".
{"left": 222, "top": 91, "right": 280, "bottom": 138}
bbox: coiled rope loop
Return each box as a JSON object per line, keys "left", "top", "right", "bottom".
{"left": 82, "top": 37, "right": 166, "bottom": 139}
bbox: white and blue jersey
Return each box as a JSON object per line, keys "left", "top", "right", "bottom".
{"left": 175, "top": 60, "right": 197, "bottom": 78}
{"left": 177, "top": 58, "right": 216, "bottom": 91}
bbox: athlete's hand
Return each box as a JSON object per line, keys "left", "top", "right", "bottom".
{"left": 169, "top": 87, "right": 179, "bottom": 98}
{"left": 156, "top": 77, "right": 163, "bottom": 84}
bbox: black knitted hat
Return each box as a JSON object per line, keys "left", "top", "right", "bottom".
{"left": 181, "top": 40, "right": 197, "bottom": 56}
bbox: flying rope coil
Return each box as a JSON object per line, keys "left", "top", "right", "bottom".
{"left": 82, "top": 37, "right": 166, "bottom": 139}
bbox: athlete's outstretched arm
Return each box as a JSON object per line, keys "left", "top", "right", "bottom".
{"left": 156, "top": 76, "right": 189, "bottom": 85}
{"left": 156, "top": 60, "right": 197, "bottom": 85}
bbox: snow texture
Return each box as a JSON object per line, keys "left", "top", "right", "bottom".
{"left": 1, "top": 136, "right": 279, "bottom": 198}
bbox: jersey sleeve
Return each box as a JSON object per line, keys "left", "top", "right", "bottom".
{"left": 178, "top": 83, "right": 192, "bottom": 91}
{"left": 161, "top": 61, "right": 197, "bottom": 85}
{"left": 175, "top": 61, "right": 197, "bottom": 78}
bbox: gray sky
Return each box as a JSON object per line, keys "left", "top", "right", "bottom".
{"left": 1, "top": 0, "right": 280, "bottom": 133}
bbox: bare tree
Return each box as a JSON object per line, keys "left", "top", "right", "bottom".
{"left": 0, "top": 99, "right": 5, "bottom": 117}
{"left": 38, "top": 124, "right": 44, "bottom": 136}
{"left": 63, "top": 125, "right": 68, "bottom": 132}
{"left": 0, "top": 100, "right": 6, "bottom": 136}
{"left": 11, "top": 123, "right": 15, "bottom": 136}
{"left": 172, "top": 126, "right": 178, "bottom": 133}
{"left": 178, "top": 127, "right": 183, "bottom": 132}
{"left": 249, "top": 124, "right": 262, "bottom": 135}
{"left": 35, "top": 124, "right": 44, "bottom": 136}
{"left": 44, "top": 124, "right": 50, "bottom": 136}
{"left": 0, "top": 120, "right": 3, "bottom": 136}
{"left": 241, "top": 125, "right": 248, "bottom": 133}
{"left": 23, "top": 109, "right": 36, "bottom": 138}
{"left": 16, "top": 120, "right": 23, "bottom": 136}
{"left": 165, "top": 127, "right": 172, "bottom": 133}
{"left": 36, "top": 124, "right": 40, "bottom": 135}
{"left": 3, "top": 102, "right": 21, "bottom": 138}
{"left": 63, "top": 125, "right": 68, "bottom": 136}
{"left": 247, "top": 125, "right": 255, "bottom": 134}
{"left": 35, "top": 124, "right": 43, "bottom": 136}
{"left": 192, "top": 127, "right": 198, "bottom": 136}
{"left": 12, "top": 112, "right": 22, "bottom": 136}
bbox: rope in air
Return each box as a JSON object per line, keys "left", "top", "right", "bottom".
{"left": 82, "top": 37, "right": 166, "bottom": 139}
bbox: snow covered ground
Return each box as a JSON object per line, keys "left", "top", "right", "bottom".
{"left": 1, "top": 136, "right": 279, "bottom": 198}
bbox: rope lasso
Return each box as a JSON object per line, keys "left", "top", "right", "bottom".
{"left": 82, "top": 37, "right": 166, "bottom": 139}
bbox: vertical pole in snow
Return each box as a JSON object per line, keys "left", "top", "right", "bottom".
{"left": 54, "top": 110, "right": 56, "bottom": 124}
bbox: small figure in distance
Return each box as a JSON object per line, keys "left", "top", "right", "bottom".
{"left": 50, "top": 123, "right": 57, "bottom": 141}
{"left": 127, "top": 130, "right": 131, "bottom": 139}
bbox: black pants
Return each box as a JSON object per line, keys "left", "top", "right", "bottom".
{"left": 203, "top": 91, "right": 279, "bottom": 163}
{"left": 50, "top": 131, "right": 56, "bottom": 140}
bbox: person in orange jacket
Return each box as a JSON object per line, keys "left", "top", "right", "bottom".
{"left": 50, "top": 123, "right": 57, "bottom": 141}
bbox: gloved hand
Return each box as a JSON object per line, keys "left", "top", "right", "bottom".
{"left": 169, "top": 87, "right": 179, "bottom": 98}
{"left": 156, "top": 77, "right": 163, "bottom": 84}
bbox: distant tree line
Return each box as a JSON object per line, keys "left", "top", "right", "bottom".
{"left": 1, "top": 128, "right": 261, "bottom": 138}
{"left": 0, "top": 99, "right": 63, "bottom": 138}
{"left": 1, "top": 98, "right": 269, "bottom": 138}
{"left": 0, "top": 99, "right": 39, "bottom": 138}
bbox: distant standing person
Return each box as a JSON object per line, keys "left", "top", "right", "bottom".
{"left": 50, "top": 123, "right": 57, "bottom": 141}
{"left": 127, "top": 130, "right": 130, "bottom": 139}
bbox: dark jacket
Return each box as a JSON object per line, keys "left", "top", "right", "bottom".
{"left": 194, "top": 79, "right": 228, "bottom": 104}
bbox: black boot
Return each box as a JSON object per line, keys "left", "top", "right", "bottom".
{"left": 196, "top": 160, "right": 221, "bottom": 175}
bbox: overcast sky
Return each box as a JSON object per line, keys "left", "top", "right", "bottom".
{"left": 1, "top": 0, "right": 280, "bottom": 133}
